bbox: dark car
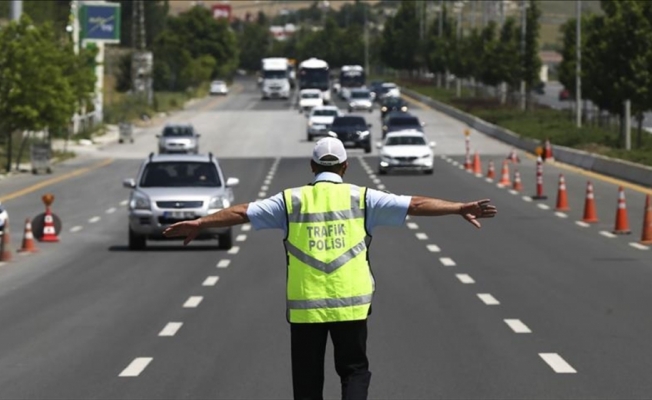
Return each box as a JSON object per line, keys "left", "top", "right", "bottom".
{"left": 369, "top": 81, "right": 385, "bottom": 102}
{"left": 382, "top": 112, "right": 425, "bottom": 138}
{"left": 329, "top": 115, "right": 372, "bottom": 153}
{"left": 380, "top": 96, "right": 409, "bottom": 119}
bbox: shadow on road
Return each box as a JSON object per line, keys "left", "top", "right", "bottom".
{"left": 108, "top": 244, "right": 223, "bottom": 252}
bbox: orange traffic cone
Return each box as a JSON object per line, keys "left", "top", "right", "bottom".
{"left": 555, "top": 174, "right": 570, "bottom": 211}
{"left": 506, "top": 148, "right": 520, "bottom": 164}
{"left": 18, "top": 218, "right": 38, "bottom": 253}
{"left": 0, "top": 218, "right": 12, "bottom": 262}
{"left": 40, "top": 207, "right": 59, "bottom": 242}
{"left": 544, "top": 138, "right": 554, "bottom": 162}
{"left": 472, "top": 151, "right": 482, "bottom": 175}
{"left": 498, "top": 160, "right": 511, "bottom": 186}
{"left": 613, "top": 186, "right": 631, "bottom": 234}
{"left": 582, "top": 181, "right": 599, "bottom": 223}
{"left": 486, "top": 161, "right": 495, "bottom": 180}
{"left": 640, "top": 194, "right": 652, "bottom": 244}
{"left": 512, "top": 169, "right": 523, "bottom": 191}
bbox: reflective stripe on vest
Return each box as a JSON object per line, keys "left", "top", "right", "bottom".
{"left": 284, "top": 183, "right": 373, "bottom": 323}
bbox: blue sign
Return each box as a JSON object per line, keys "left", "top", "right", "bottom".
{"left": 80, "top": 3, "right": 121, "bottom": 43}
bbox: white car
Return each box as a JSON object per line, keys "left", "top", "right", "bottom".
{"left": 377, "top": 130, "right": 435, "bottom": 175}
{"left": 0, "top": 202, "right": 7, "bottom": 237}
{"left": 379, "top": 82, "right": 401, "bottom": 100}
{"left": 348, "top": 88, "right": 373, "bottom": 113}
{"left": 210, "top": 80, "right": 228, "bottom": 95}
{"left": 306, "top": 105, "right": 342, "bottom": 141}
{"left": 298, "top": 89, "right": 324, "bottom": 113}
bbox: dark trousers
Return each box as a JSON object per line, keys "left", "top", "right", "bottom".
{"left": 291, "top": 319, "right": 371, "bottom": 400}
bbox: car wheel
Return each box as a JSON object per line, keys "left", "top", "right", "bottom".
{"left": 424, "top": 169, "right": 434, "bottom": 175}
{"left": 307, "top": 132, "right": 312, "bottom": 142}
{"left": 378, "top": 168, "right": 387, "bottom": 175}
{"left": 128, "top": 227, "right": 146, "bottom": 250}
{"left": 348, "top": 108, "right": 353, "bottom": 113}
{"left": 369, "top": 109, "right": 373, "bottom": 113}
{"left": 364, "top": 145, "right": 372, "bottom": 154}
{"left": 218, "top": 229, "right": 233, "bottom": 250}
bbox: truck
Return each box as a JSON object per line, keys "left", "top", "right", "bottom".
{"left": 261, "top": 57, "right": 291, "bottom": 100}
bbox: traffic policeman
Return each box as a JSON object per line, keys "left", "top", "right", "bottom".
{"left": 163, "top": 137, "right": 497, "bottom": 400}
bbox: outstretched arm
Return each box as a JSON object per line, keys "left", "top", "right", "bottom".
{"left": 163, "top": 203, "right": 250, "bottom": 245}
{"left": 408, "top": 197, "right": 497, "bottom": 228}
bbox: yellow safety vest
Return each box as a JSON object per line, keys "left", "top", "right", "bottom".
{"left": 283, "top": 182, "right": 374, "bottom": 323}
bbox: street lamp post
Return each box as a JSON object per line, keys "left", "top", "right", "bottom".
{"left": 520, "top": 0, "right": 527, "bottom": 111}
{"left": 576, "top": 0, "right": 582, "bottom": 128}
{"left": 455, "top": 2, "right": 464, "bottom": 97}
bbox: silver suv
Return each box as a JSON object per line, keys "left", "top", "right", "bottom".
{"left": 157, "top": 124, "right": 200, "bottom": 154}
{"left": 123, "top": 153, "right": 239, "bottom": 250}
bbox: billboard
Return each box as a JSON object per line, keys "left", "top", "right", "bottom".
{"left": 80, "top": 2, "right": 121, "bottom": 43}
{"left": 212, "top": 4, "right": 232, "bottom": 21}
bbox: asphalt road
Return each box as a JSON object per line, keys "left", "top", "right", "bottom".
{"left": 0, "top": 77, "right": 652, "bottom": 399}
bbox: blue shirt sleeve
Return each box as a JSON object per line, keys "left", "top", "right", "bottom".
{"left": 246, "top": 192, "right": 287, "bottom": 233}
{"left": 365, "top": 188, "right": 412, "bottom": 234}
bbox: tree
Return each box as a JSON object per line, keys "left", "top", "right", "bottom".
{"left": 238, "top": 21, "right": 271, "bottom": 71}
{"left": 494, "top": 17, "right": 521, "bottom": 92}
{"left": 380, "top": 0, "right": 421, "bottom": 73}
{"left": 425, "top": 6, "right": 454, "bottom": 80}
{"left": 477, "top": 21, "right": 502, "bottom": 89}
{"left": 523, "top": 0, "right": 542, "bottom": 106}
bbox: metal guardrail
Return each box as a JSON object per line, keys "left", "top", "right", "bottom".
{"left": 402, "top": 87, "right": 652, "bottom": 188}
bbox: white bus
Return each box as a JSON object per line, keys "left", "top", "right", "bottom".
{"left": 298, "top": 58, "right": 331, "bottom": 104}
{"left": 261, "top": 57, "right": 291, "bottom": 100}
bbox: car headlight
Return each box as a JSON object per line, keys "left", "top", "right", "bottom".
{"left": 308, "top": 120, "right": 313, "bottom": 127}
{"left": 357, "top": 130, "right": 370, "bottom": 137}
{"left": 130, "top": 191, "right": 151, "bottom": 210}
{"left": 209, "top": 196, "right": 230, "bottom": 209}
{"left": 381, "top": 107, "right": 387, "bottom": 112}
{"left": 401, "top": 106, "right": 407, "bottom": 111}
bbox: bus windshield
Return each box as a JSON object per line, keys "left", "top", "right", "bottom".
{"left": 299, "top": 68, "right": 329, "bottom": 91}
{"left": 340, "top": 70, "right": 365, "bottom": 87}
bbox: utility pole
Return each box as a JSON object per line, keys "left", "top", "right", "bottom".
{"left": 437, "top": 0, "right": 444, "bottom": 87}
{"left": 576, "top": 0, "right": 582, "bottom": 128}
{"left": 456, "top": 2, "right": 463, "bottom": 97}
{"left": 11, "top": 0, "right": 22, "bottom": 21}
{"left": 520, "top": 0, "right": 527, "bottom": 111}
{"left": 364, "top": 4, "right": 369, "bottom": 75}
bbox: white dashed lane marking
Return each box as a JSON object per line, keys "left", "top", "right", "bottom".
{"left": 183, "top": 296, "right": 203, "bottom": 308}
{"left": 439, "top": 257, "right": 456, "bottom": 267}
{"left": 241, "top": 224, "right": 251, "bottom": 232}
{"left": 377, "top": 184, "right": 386, "bottom": 190}
{"left": 537, "top": 204, "right": 550, "bottom": 210}
{"left": 264, "top": 179, "right": 271, "bottom": 185}
{"left": 120, "top": 200, "right": 128, "bottom": 206}
{"left": 427, "top": 244, "right": 441, "bottom": 252}
{"left": 119, "top": 357, "right": 153, "bottom": 377}
{"left": 477, "top": 293, "right": 500, "bottom": 305}
{"left": 202, "top": 276, "right": 220, "bottom": 286}
{"left": 261, "top": 185, "right": 269, "bottom": 191}
{"left": 158, "top": 322, "right": 183, "bottom": 337}
{"left": 227, "top": 246, "right": 240, "bottom": 255}
{"left": 258, "top": 192, "right": 266, "bottom": 198}
{"left": 217, "top": 259, "right": 231, "bottom": 268}
{"left": 555, "top": 212, "right": 568, "bottom": 218}
{"left": 415, "top": 233, "right": 428, "bottom": 240}
{"left": 236, "top": 234, "right": 247, "bottom": 242}
{"left": 372, "top": 178, "right": 381, "bottom": 184}
{"left": 522, "top": 196, "right": 533, "bottom": 202}
{"left": 485, "top": 178, "right": 493, "bottom": 183}
{"left": 70, "top": 226, "right": 83, "bottom": 233}
{"left": 407, "top": 222, "right": 418, "bottom": 230}
{"left": 599, "top": 231, "right": 617, "bottom": 238}
{"left": 629, "top": 243, "right": 649, "bottom": 250}
{"left": 508, "top": 190, "right": 518, "bottom": 195}
{"left": 539, "top": 353, "right": 577, "bottom": 373}
{"left": 106, "top": 207, "right": 116, "bottom": 214}
{"left": 575, "top": 221, "right": 590, "bottom": 228}
{"left": 455, "top": 274, "right": 475, "bottom": 284}
{"left": 89, "top": 216, "right": 101, "bottom": 223}
{"left": 504, "top": 319, "right": 531, "bottom": 333}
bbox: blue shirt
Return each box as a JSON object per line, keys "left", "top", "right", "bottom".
{"left": 246, "top": 172, "right": 412, "bottom": 235}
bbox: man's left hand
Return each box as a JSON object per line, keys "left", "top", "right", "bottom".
{"left": 460, "top": 199, "right": 497, "bottom": 228}
{"left": 163, "top": 219, "right": 201, "bottom": 245}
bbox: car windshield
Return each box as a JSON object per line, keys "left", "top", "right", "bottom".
{"left": 332, "top": 117, "right": 366, "bottom": 128}
{"left": 212, "top": 81, "right": 225, "bottom": 86}
{"left": 312, "top": 109, "right": 338, "bottom": 116}
{"left": 390, "top": 117, "right": 420, "bottom": 126}
{"left": 140, "top": 162, "right": 221, "bottom": 188}
{"left": 351, "top": 91, "right": 370, "bottom": 99}
{"left": 386, "top": 136, "right": 427, "bottom": 146}
{"left": 163, "top": 126, "right": 194, "bottom": 137}
{"left": 384, "top": 98, "right": 404, "bottom": 106}
{"left": 263, "top": 70, "right": 287, "bottom": 79}
{"left": 302, "top": 92, "right": 320, "bottom": 99}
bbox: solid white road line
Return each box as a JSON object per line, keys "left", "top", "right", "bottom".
{"left": 555, "top": 212, "right": 568, "bottom": 218}
{"left": 477, "top": 293, "right": 500, "bottom": 305}
{"left": 377, "top": 184, "right": 386, "bottom": 190}
{"left": 106, "top": 207, "right": 116, "bottom": 214}
{"left": 522, "top": 196, "right": 533, "bottom": 202}
{"left": 183, "top": 296, "right": 203, "bottom": 308}
{"left": 119, "top": 357, "right": 153, "bottom": 377}
{"left": 455, "top": 274, "right": 475, "bottom": 284}
{"left": 427, "top": 244, "right": 441, "bottom": 252}
{"left": 415, "top": 232, "right": 428, "bottom": 240}
{"left": 236, "top": 234, "right": 247, "bottom": 242}
{"left": 575, "top": 221, "right": 590, "bottom": 227}
{"left": 537, "top": 204, "right": 550, "bottom": 210}
{"left": 120, "top": 200, "right": 128, "bottom": 206}
{"left": 158, "top": 322, "right": 183, "bottom": 337}
{"left": 202, "top": 276, "right": 220, "bottom": 286}
{"left": 539, "top": 353, "right": 577, "bottom": 373}
{"left": 227, "top": 246, "right": 240, "bottom": 254}
{"left": 217, "top": 259, "right": 231, "bottom": 268}
{"left": 629, "top": 242, "right": 649, "bottom": 250}
{"left": 258, "top": 192, "right": 266, "bottom": 198}
{"left": 70, "top": 226, "right": 83, "bottom": 233}
{"left": 407, "top": 222, "right": 419, "bottom": 230}
{"left": 599, "top": 231, "right": 617, "bottom": 238}
{"left": 88, "top": 216, "right": 101, "bottom": 223}
{"left": 241, "top": 224, "right": 251, "bottom": 232}
{"left": 504, "top": 319, "right": 531, "bottom": 333}
{"left": 439, "top": 257, "right": 456, "bottom": 267}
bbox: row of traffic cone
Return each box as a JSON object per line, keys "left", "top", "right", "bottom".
{"left": 0, "top": 210, "right": 59, "bottom": 262}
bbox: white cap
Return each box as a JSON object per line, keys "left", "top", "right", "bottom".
{"left": 312, "top": 137, "right": 348, "bottom": 166}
